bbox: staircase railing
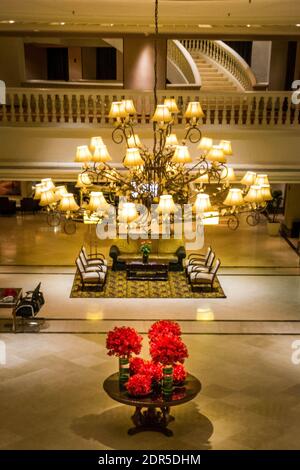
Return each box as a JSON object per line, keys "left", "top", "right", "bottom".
{"left": 168, "top": 40, "right": 201, "bottom": 86}
{"left": 181, "top": 39, "right": 256, "bottom": 91}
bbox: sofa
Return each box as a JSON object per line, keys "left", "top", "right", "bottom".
{"left": 109, "top": 238, "right": 186, "bottom": 272}
{"left": 0, "top": 197, "right": 16, "bottom": 215}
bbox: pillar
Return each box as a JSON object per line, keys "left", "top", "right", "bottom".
{"left": 68, "top": 47, "right": 82, "bottom": 81}
{"left": 283, "top": 184, "right": 300, "bottom": 237}
{"left": 269, "top": 41, "right": 289, "bottom": 90}
{"left": 123, "top": 36, "right": 167, "bottom": 90}
{"left": 251, "top": 41, "right": 271, "bottom": 87}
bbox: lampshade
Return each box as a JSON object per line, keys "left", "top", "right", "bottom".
{"left": 90, "top": 136, "right": 104, "bottom": 150}
{"left": 41, "top": 178, "right": 55, "bottom": 190}
{"left": 75, "top": 145, "right": 92, "bottom": 163}
{"left": 219, "top": 140, "right": 233, "bottom": 156}
{"left": 255, "top": 174, "right": 269, "bottom": 186}
{"left": 221, "top": 167, "right": 236, "bottom": 182}
{"left": 33, "top": 183, "right": 45, "bottom": 200}
{"left": 152, "top": 105, "right": 172, "bottom": 123}
{"left": 108, "top": 101, "right": 127, "bottom": 118}
{"left": 92, "top": 145, "right": 112, "bottom": 163}
{"left": 123, "top": 148, "right": 144, "bottom": 167}
{"left": 121, "top": 99, "right": 136, "bottom": 115}
{"left": 86, "top": 191, "right": 110, "bottom": 213}
{"left": 198, "top": 137, "right": 213, "bottom": 151}
{"left": 184, "top": 101, "right": 204, "bottom": 119}
{"left": 39, "top": 189, "right": 56, "bottom": 206}
{"left": 164, "top": 98, "right": 179, "bottom": 114}
{"left": 59, "top": 193, "right": 79, "bottom": 212}
{"left": 206, "top": 145, "right": 226, "bottom": 163}
{"left": 193, "top": 173, "right": 209, "bottom": 184}
{"left": 260, "top": 184, "right": 273, "bottom": 201}
{"left": 244, "top": 185, "right": 264, "bottom": 204}
{"left": 171, "top": 145, "right": 192, "bottom": 164}
{"left": 165, "top": 133, "right": 179, "bottom": 147}
{"left": 223, "top": 188, "right": 244, "bottom": 206}
{"left": 75, "top": 173, "right": 92, "bottom": 188}
{"left": 193, "top": 193, "right": 212, "bottom": 213}
{"left": 54, "top": 185, "right": 68, "bottom": 201}
{"left": 157, "top": 195, "right": 177, "bottom": 214}
{"left": 240, "top": 171, "right": 257, "bottom": 186}
{"left": 127, "top": 134, "right": 142, "bottom": 148}
{"left": 118, "top": 202, "right": 138, "bottom": 223}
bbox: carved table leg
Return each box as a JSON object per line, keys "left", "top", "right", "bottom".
{"left": 128, "top": 406, "right": 174, "bottom": 437}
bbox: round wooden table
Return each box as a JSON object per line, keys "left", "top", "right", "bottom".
{"left": 103, "top": 372, "right": 201, "bottom": 436}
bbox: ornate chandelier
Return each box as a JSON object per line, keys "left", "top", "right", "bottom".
{"left": 33, "top": 0, "right": 272, "bottom": 234}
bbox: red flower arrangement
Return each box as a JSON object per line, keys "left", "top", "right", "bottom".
{"left": 148, "top": 320, "right": 181, "bottom": 341}
{"left": 150, "top": 333, "right": 188, "bottom": 365}
{"left": 106, "top": 326, "right": 142, "bottom": 358}
{"left": 173, "top": 363, "right": 187, "bottom": 385}
{"left": 139, "top": 361, "right": 163, "bottom": 383}
{"left": 126, "top": 374, "right": 152, "bottom": 397}
{"left": 129, "top": 357, "right": 146, "bottom": 375}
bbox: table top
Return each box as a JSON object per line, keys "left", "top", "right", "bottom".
{"left": 0, "top": 288, "right": 22, "bottom": 308}
{"left": 126, "top": 261, "right": 169, "bottom": 269}
{"left": 103, "top": 372, "right": 201, "bottom": 407}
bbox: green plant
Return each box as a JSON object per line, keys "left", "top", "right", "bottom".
{"left": 267, "top": 190, "right": 283, "bottom": 223}
{"left": 140, "top": 241, "right": 152, "bottom": 256}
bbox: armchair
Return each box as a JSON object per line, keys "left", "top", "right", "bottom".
{"left": 76, "top": 257, "right": 106, "bottom": 291}
{"left": 190, "top": 259, "right": 221, "bottom": 292}
{"left": 187, "top": 249, "right": 214, "bottom": 275}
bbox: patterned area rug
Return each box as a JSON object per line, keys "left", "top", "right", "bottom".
{"left": 70, "top": 269, "right": 226, "bottom": 299}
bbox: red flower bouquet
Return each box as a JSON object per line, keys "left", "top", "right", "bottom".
{"left": 126, "top": 374, "right": 152, "bottom": 397}
{"left": 150, "top": 333, "right": 188, "bottom": 365}
{"left": 173, "top": 363, "right": 187, "bottom": 385}
{"left": 129, "top": 357, "right": 146, "bottom": 375}
{"left": 139, "top": 361, "right": 163, "bottom": 383}
{"left": 148, "top": 320, "right": 181, "bottom": 341}
{"left": 106, "top": 326, "right": 142, "bottom": 358}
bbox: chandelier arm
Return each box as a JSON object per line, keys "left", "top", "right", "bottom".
{"left": 184, "top": 124, "right": 202, "bottom": 144}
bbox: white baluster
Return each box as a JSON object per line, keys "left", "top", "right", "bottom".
{"left": 18, "top": 93, "right": 24, "bottom": 123}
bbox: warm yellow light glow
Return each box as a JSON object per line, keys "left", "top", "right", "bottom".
{"left": 39, "top": 189, "right": 56, "bottom": 206}
{"left": 59, "top": 193, "right": 79, "bottom": 212}
{"left": 184, "top": 101, "right": 204, "bottom": 119}
{"left": 221, "top": 167, "right": 236, "bottom": 182}
{"left": 123, "top": 148, "right": 144, "bottom": 167}
{"left": 164, "top": 98, "right": 179, "bottom": 114}
{"left": 241, "top": 171, "right": 256, "bottom": 186}
{"left": 255, "top": 174, "right": 269, "bottom": 186}
{"left": 194, "top": 173, "right": 209, "bottom": 184}
{"left": 86, "top": 311, "right": 104, "bottom": 321}
{"left": 193, "top": 193, "right": 212, "bottom": 213}
{"left": 206, "top": 146, "right": 226, "bottom": 163}
{"left": 41, "top": 178, "right": 55, "bottom": 190}
{"left": 92, "top": 145, "right": 112, "bottom": 163}
{"left": 127, "top": 134, "right": 142, "bottom": 148}
{"left": 109, "top": 101, "right": 127, "bottom": 118}
{"left": 54, "top": 185, "right": 68, "bottom": 201}
{"left": 157, "top": 195, "right": 177, "bottom": 214}
{"left": 118, "top": 202, "right": 138, "bottom": 223}
{"left": 121, "top": 99, "right": 136, "bottom": 115}
{"left": 219, "top": 140, "right": 233, "bottom": 156}
{"left": 33, "top": 183, "right": 45, "bottom": 200}
{"left": 244, "top": 185, "right": 264, "bottom": 204}
{"left": 223, "top": 188, "right": 244, "bottom": 206}
{"left": 152, "top": 104, "right": 172, "bottom": 122}
{"left": 196, "top": 307, "right": 215, "bottom": 321}
{"left": 86, "top": 191, "right": 110, "bottom": 213}
{"left": 75, "top": 145, "right": 92, "bottom": 163}
{"left": 198, "top": 137, "right": 213, "bottom": 151}
{"left": 171, "top": 145, "right": 192, "bottom": 164}
{"left": 260, "top": 184, "right": 273, "bottom": 201}
{"left": 75, "top": 173, "right": 92, "bottom": 188}
{"left": 90, "top": 136, "right": 104, "bottom": 150}
{"left": 165, "top": 133, "right": 179, "bottom": 147}
{"left": 203, "top": 211, "right": 220, "bottom": 225}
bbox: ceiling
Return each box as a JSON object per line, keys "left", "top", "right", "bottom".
{"left": 0, "top": 0, "right": 300, "bottom": 37}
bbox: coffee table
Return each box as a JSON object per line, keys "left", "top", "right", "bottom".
{"left": 0, "top": 288, "right": 22, "bottom": 333}
{"left": 103, "top": 372, "right": 201, "bottom": 436}
{"left": 126, "top": 261, "right": 169, "bottom": 281}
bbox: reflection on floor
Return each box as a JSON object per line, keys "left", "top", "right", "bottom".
{"left": 0, "top": 333, "right": 300, "bottom": 450}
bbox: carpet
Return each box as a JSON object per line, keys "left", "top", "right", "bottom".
{"left": 70, "top": 269, "right": 226, "bottom": 299}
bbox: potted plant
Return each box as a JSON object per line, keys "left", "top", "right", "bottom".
{"left": 140, "top": 241, "right": 152, "bottom": 263}
{"left": 267, "top": 190, "right": 283, "bottom": 236}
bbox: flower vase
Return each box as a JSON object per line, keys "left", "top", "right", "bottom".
{"left": 119, "top": 357, "right": 130, "bottom": 388}
{"left": 162, "top": 365, "right": 173, "bottom": 398}
{"left": 143, "top": 253, "right": 149, "bottom": 264}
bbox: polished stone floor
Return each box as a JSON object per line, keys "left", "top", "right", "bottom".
{"left": 0, "top": 333, "right": 300, "bottom": 450}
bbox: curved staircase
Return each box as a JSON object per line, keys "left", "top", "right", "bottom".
{"left": 191, "top": 52, "right": 241, "bottom": 92}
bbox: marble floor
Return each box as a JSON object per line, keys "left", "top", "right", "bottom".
{"left": 0, "top": 333, "right": 300, "bottom": 450}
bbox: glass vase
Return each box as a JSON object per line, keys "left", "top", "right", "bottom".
{"left": 119, "top": 357, "right": 130, "bottom": 388}
{"left": 162, "top": 364, "right": 173, "bottom": 398}
{"left": 143, "top": 253, "right": 149, "bottom": 263}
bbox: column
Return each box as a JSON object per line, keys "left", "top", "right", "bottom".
{"left": 283, "top": 184, "right": 300, "bottom": 237}
{"left": 68, "top": 47, "right": 82, "bottom": 81}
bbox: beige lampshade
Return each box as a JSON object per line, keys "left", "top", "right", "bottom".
{"left": 171, "top": 145, "right": 192, "bottom": 164}
{"left": 59, "top": 193, "right": 79, "bottom": 212}
{"left": 90, "top": 136, "right": 104, "bottom": 150}
{"left": 118, "top": 202, "right": 138, "bottom": 223}
{"left": 157, "top": 194, "right": 177, "bottom": 214}
{"left": 219, "top": 140, "right": 233, "bottom": 156}
{"left": 260, "top": 184, "right": 273, "bottom": 201}
{"left": 240, "top": 171, "right": 257, "bottom": 186}
{"left": 164, "top": 98, "right": 179, "bottom": 114}
{"left": 152, "top": 105, "right": 172, "bottom": 123}
{"left": 41, "top": 178, "right": 55, "bottom": 190}
{"left": 86, "top": 191, "right": 110, "bottom": 213}
{"left": 39, "top": 189, "right": 56, "bottom": 206}
{"left": 221, "top": 167, "right": 236, "bottom": 182}
{"left": 123, "top": 148, "right": 144, "bottom": 167}
{"left": 75, "top": 145, "right": 92, "bottom": 163}
{"left": 165, "top": 133, "right": 179, "bottom": 147}
{"left": 193, "top": 193, "right": 212, "bottom": 213}
{"left": 206, "top": 145, "right": 226, "bottom": 163}
{"left": 223, "top": 188, "right": 244, "bottom": 206}
{"left": 184, "top": 101, "right": 204, "bottom": 119}
{"left": 54, "top": 185, "right": 68, "bottom": 201}
{"left": 193, "top": 173, "right": 209, "bottom": 184}
{"left": 92, "top": 145, "right": 112, "bottom": 163}
{"left": 244, "top": 185, "right": 264, "bottom": 204}
{"left": 122, "top": 99, "right": 136, "bottom": 115}
{"left": 255, "top": 174, "right": 269, "bottom": 186}
{"left": 127, "top": 134, "right": 142, "bottom": 148}
{"left": 75, "top": 173, "right": 92, "bottom": 188}
{"left": 108, "top": 101, "right": 127, "bottom": 118}
{"left": 198, "top": 137, "right": 213, "bottom": 151}
{"left": 33, "top": 183, "right": 45, "bottom": 200}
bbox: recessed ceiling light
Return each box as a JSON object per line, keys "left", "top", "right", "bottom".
{"left": 0, "top": 20, "right": 15, "bottom": 24}
{"left": 246, "top": 24, "right": 251, "bottom": 28}
{"left": 50, "top": 21, "right": 65, "bottom": 26}
{"left": 296, "top": 24, "right": 300, "bottom": 27}
{"left": 198, "top": 24, "right": 212, "bottom": 28}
